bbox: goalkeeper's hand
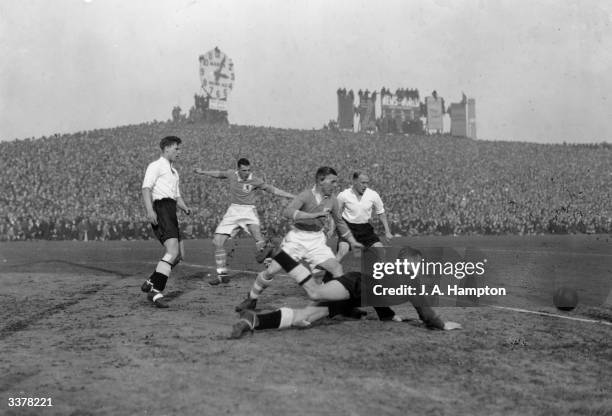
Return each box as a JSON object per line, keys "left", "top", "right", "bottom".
{"left": 443, "top": 321, "right": 462, "bottom": 330}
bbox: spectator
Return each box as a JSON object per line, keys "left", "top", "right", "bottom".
{"left": 0, "top": 122, "right": 610, "bottom": 239}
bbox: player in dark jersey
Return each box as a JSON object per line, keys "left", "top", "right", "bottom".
{"left": 194, "top": 158, "right": 294, "bottom": 285}
{"left": 229, "top": 247, "right": 461, "bottom": 338}
{"left": 234, "top": 166, "right": 363, "bottom": 312}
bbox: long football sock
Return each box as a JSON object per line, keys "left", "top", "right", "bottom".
{"left": 254, "top": 308, "right": 294, "bottom": 330}
{"left": 254, "top": 310, "right": 281, "bottom": 330}
{"left": 150, "top": 271, "right": 168, "bottom": 292}
{"left": 150, "top": 253, "right": 174, "bottom": 291}
{"left": 215, "top": 249, "right": 227, "bottom": 274}
{"left": 249, "top": 272, "right": 274, "bottom": 299}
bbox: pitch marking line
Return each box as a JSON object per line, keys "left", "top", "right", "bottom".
{"left": 472, "top": 247, "right": 612, "bottom": 258}
{"left": 94, "top": 242, "right": 612, "bottom": 257}
{"left": 149, "top": 261, "right": 262, "bottom": 276}
{"left": 490, "top": 305, "right": 612, "bottom": 326}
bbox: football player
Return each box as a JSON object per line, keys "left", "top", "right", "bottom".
{"left": 194, "top": 158, "right": 294, "bottom": 285}
{"left": 229, "top": 246, "right": 461, "bottom": 338}
{"left": 235, "top": 166, "right": 363, "bottom": 312}
{"left": 140, "top": 136, "right": 191, "bottom": 308}
{"left": 335, "top": 171, "right": 394, "bottom": 262}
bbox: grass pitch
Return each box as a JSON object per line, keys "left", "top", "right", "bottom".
{"left": 1, "top": 235, "right": 611, "bottom": 416}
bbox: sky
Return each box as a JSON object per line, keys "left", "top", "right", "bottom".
{"left": 1, "top": 0, "right": 611, "bottom": 143}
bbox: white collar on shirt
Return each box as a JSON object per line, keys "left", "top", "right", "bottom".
{"left": 160, "top": 156, "right": 175, "bottom": 173}
{"left": 349, "top": 186, "right": 370, "bottom": 200}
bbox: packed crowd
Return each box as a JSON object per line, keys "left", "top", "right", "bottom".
{"left": 1, "top": 121, "right": 610, "bottom": 241}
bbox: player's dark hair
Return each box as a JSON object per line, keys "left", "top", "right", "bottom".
{"left": 398, "top": 246, "right": 423, "bottom": 261}
{"left": 159, "top": 136, "right": 182, "bottom": 150}
{"left": 352, "top": 171, "right": 363, "bottom": 180}
{"left": 315, "top": 166, "right": 337, "bottom": 182}
{"left": 237, "top": 158, "right": 250, "bottom": 168}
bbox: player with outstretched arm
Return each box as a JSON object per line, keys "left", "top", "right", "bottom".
{"left": 194, "top": 158, "right": 294, "bottom": 285}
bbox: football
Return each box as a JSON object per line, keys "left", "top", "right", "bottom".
{"left": 553, "top": 287, "right": 578, "bottom": 311}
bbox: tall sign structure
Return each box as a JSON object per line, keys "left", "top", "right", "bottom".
{"left": 198, "top": 47, "right": 235, "bottom": 117}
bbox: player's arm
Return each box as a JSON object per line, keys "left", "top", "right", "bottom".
{"left": 378, "top": 213, "right": 393, "bottom": 240}
{"left": 193, "top": 168, "right": 229, "bottom": 178}
{"left": 335, "top": 198, "right": 346, "bottom": 237}
{"left": 142, "top": 188, "right": 157, "bottom": 225}
{"left": 142, "top": 164, "right": 158, "bottom": 225}
{"left": 336, "top": 197, "right": 346, "bottom": 217}
{"left": 175, "top": 178, "right": 192, "bottom": 215}
{"left": 331, "top": 199, "right": 362, "bottom": 248}
{"left": 176, "top": 196, "right": 191, "bottom": 215}
{"left": 325, "top": 215, "right": 336, "bottom": 240}
{"left": 262, "top": 183, "right": 295, "bottom": 199}
{"left": 374, "top": 193, "right": 393, "bottom": 240}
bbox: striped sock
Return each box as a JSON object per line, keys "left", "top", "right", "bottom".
{"left": 249, "top": 272, "right": 274, "bottom": 299}
{"left": 215, "top": 249, "right": 227, "bottom": 274}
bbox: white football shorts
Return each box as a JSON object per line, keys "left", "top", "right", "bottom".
{"left": 215, "top": 204, "right": 260, "bottom": 236}
{"left": 280, "top": 228, "right": 335, "bottom": 269}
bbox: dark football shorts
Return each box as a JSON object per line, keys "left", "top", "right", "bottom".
{"left": 151, "top": 198, "right": 180, "bottom": 244}
{"left": 339, "top": 221, "right": 380, "bottom": 248}
{"left": 316, "top": 271, "right": 362, "bottom": 317}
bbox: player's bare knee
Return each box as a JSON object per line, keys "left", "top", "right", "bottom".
{"left": 164, "top": 240, "right": 180, "bottom": 262}
{"left": 213, "top": 234, "right": 226, "bottom": 248}
{"left": 165, "top": 249, "right": 179, "bottom": 264}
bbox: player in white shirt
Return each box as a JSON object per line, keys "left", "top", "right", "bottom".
{"left": 335, "top": 172, "right": 394, "bottom": 262}
{"left": 140, "top": 136, "right": 192, "bottom": 308}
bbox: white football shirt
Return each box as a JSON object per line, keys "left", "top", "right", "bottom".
{"left": 142, "top": 157, "right": 181, "bottom": 200}
{"left": 337, "top": 187, "right": 385, "bottom": 224}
